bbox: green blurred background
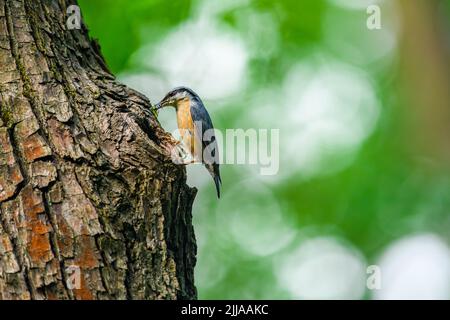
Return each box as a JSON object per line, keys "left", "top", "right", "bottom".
{"left": 78, "top": 0, "right": 450, "bottom": 299}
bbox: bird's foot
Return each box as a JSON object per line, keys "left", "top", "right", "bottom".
{"left": 169, "top": 143, "right": 195, "bottom": 165}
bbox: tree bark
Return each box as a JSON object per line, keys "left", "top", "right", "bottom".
{"left": 0, "top": 0, "right": 197, "bottom": 300}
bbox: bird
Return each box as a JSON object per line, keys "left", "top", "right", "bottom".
{"left": 154, "top": 87, "right": 222, "bottom": 198}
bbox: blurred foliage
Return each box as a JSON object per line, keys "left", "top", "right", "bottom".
{"left": 79, "top": 0, "right": 192, "bottom": 71}
{"left": 79, "top": 0, "right": 450, "bottom": 299}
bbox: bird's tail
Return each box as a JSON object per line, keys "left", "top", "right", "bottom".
{"left": 207, "top": 164, "right": 222, "bottom": 199}
{"left": 214, "top": 173, "right": 222, "bottom": 199}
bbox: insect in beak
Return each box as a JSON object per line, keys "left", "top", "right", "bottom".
{"left": 150, "top": 102, "right": 162, "bottom": 121}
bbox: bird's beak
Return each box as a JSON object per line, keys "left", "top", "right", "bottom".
{"left": 154, "top": 102, "right": 162, "bottom": 110}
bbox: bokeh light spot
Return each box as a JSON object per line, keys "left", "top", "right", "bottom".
{"left": 276, "top": 237, "right": 367, "bottom": 299}
{"left": 374, "top": 234, "right": 450, "bottom": 300}
{"left": 283, "top": 59, "right": 380, "bottom": 179}
{"left": 216, "top": 178, "right": 296, "bottom": 256}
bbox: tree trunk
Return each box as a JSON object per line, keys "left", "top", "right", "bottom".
{"left": 0, "top": 0, "right": 197, "bottom": 300}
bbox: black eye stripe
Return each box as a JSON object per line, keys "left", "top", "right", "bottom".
{"left": 163, "top": 87, "right": 196, "bottom": 101}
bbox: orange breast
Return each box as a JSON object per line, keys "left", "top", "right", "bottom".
{"left": 176, "top": 98, "right": 193, "bottom": 131}
{"left": 176, "top": 98, "right": 199, "bottom": 160}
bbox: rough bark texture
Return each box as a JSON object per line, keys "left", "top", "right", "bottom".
{"left": 0, "top": 0, "right": 197, "bottom": 300}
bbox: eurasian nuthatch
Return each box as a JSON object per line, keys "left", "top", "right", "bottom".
{"left": 154, "top": 87, "right": 222, "bottom": 198}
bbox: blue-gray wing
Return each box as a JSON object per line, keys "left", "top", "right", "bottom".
{"left": 190, "top": 101, "right": 222, "bottom": 198}
{"left": 190, "top": 103, "right": 219, "bottom": 165}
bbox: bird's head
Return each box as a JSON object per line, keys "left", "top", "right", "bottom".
{"left": 154, "top": 87, "right": 199, "bottom": 110}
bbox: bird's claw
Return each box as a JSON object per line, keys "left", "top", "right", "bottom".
{"left": 169, "top": 143, "right": 196, "bottom": 165}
